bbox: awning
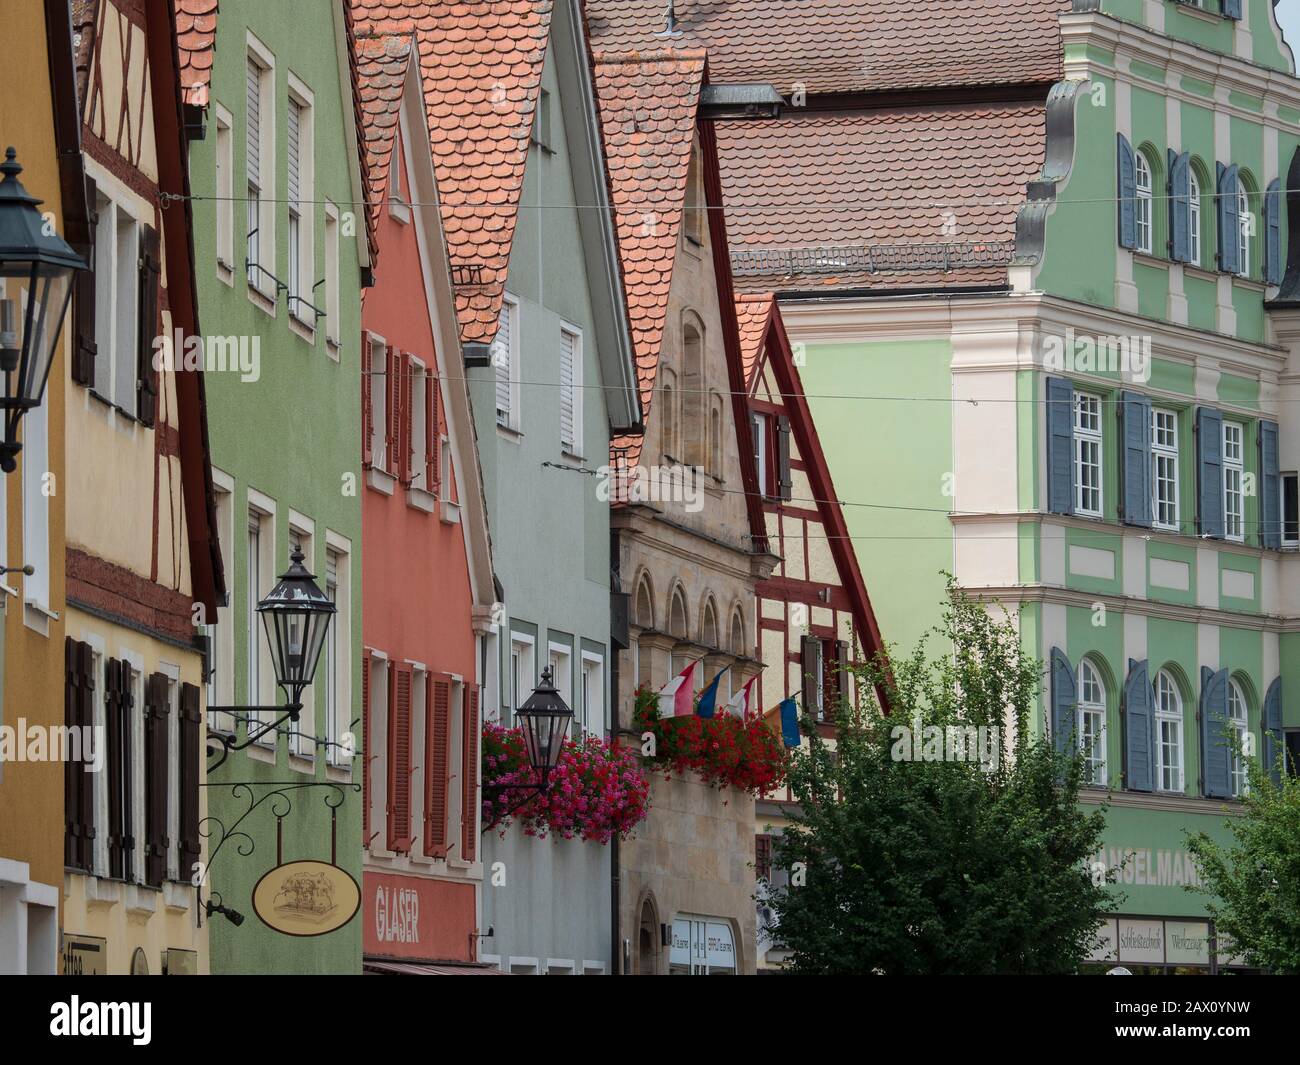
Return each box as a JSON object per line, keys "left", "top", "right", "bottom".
{"left": 363, "top": 959, "right": 510, "bottom": 975}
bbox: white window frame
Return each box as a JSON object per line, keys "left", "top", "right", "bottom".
{"left": 325, "top": 531, "right": 352, "bottom": 769}
{"left": 368, "top": 332, "right": 389, "bottom": 472}
{"left": 286, "top": 77, "right": 315, "bottom": 330}
{"left": 85, "top": 164, "right": 143, "bottom": 419}
{"left": 559, "top": 322, "right": 582, "bottom": 457}
{"left": 1135, "top": 152, "right": 1153, "bottom": 255}
{"left": 1151, "top": 407, "right": 1180, "bottom": 532}
{"left": 207, "top": 468, "right": 237, "bottom": 734}
{"left": 1237, "top": 186, "right": 1252, "bottom": 279}
{"left": 247, "top": 491, "right": 277, "bottom": 745}
{"left": 1283, "top": 471, "right": 1299, "bottom": 548}
{"left": 1227, "top": 678, "right": 1249, "bottom": 799}
{"left": 548, "top": 642, "right": 573, "bottom": 731}
{"left": 1223, "top": 421, "right": 1245, "bottom": 543}
{"left": 494, "top": 295, "right": 521, "bottom": 432}
{"left": 21, "top": 349, "right": 50, "bottom": 621}
{"left": 580, "top": 650, "right": 605, "bottom": 738}
{"left": 1155, "top": 670, "right": 1184, "bottom": 794}
{"left": 1073, "top": 391, "right": 1103, "bottom": 518}
{"left": 323, "top": 202, "right": 340, "bottom": 355}
{"left": 1077, "top": 659, "right": 1108, "bottom": 786}
{"left": 288, "top": 514, "right": 316, "bottom": 758}
{"left": 245, "top": 35, "right": 276, "bottom": 302}
{"left": 510, "top": 632, "right": 535, "bottom": 718}
{"left": 410, "top": 356, "right": 429, "bottom": 492}
{"left": 1188, "top": 169, "right": 1202, "bottom": 267}
{"left": 753, "top": 412, "right": 770, "bottom": 499}
{"left": 214, "top": 102, "right": 234, "bottom": 282}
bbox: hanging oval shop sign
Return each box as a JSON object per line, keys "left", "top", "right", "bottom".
{"left": 251, "top": 860, "right": 361, "bottom": 937}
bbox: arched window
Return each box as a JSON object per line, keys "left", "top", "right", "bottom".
{"left": 660, "top": 369, "right": 677, "bottom": 460}
{"left": 1135, "top": 152, "right": 1153, "bottom": 254}
{"left": 634, "top": 574, "right": 655, "bottom": 630}
{"left": 1154, "top": 671, "right": 1184, "bottom": 793}
{"left": 709, "top": 395, "right": 723, "bottom": 476}
{"left": 1237, "top": 184, "right": 1252, "bottom": 278}
{"left": 730, "top": 608, "right": 746, "bottom": 656}
{"left": 1228, "top": 679, "right": 1250, "bottom": 798}
{"left": 1078, "top": 659, "right": 1107, "bottom": 786}
{"left": 1188, "top": 168, "right": 1202, "bottom": 267}
{"left": 681, "top": 318, "right": 705, "bottom": 468}
{"left": 669, "top": 587, "right": 688, "bottom": 640}
{"left": 684, "top": 145, "right": 704, "bottom": 245}
{"left": 701, "top": 598, "right": 719, "bottom": 649}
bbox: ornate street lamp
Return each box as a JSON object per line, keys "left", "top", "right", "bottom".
{"left": 0, "top": 148, "right": 86, "bottom": 472}
{"left": 482, "top": 667, "right": 575, "bottom": 829}
{"left": 207, "top": 548, "right": 336, "bottom": 770}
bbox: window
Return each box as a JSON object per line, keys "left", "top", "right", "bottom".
{"left": 510, "top": 634, "right": 535, "bottom": 716}
{"left": 581, "top": 652, "right": 604, "bottom": 737}
{"left": 660, "top": 370, "right": 678, "bottom": 459}
{"left": 681, "top": 320, "right": 705, "bottom": 468}
{"left": 1228, "top": 679, "right": 1249, "bottom": 798}
{"left": 1284, "top": 472, "right": 1299, "bottom": 547}
{"left": 325, "top": 542, "right": 351, "bottom": 767}
{"left": 1073, "top": 392, "right": 1103, "bottom": 517}
{"left": 410, "top": 359, "right": 429, "bottom": 492}
{"left": 214, "top": 104, "right": 234, "bottom": 275}
{"left": 245, "top": 42, "right": 275, "bottom": 297}
{"left": 324, "top": 203, "right": 340, "bottom": 352}
{"left": 1188, "top": 169, "right": 1202, "bottom": 267}
{"left": 89, "top": 184, "right": 141, "bottom": 413}
{"left": 752, "top": 412, "right": 770, "bottom": 496}
{"left": 1155, "top": 671, "right": 1184, "bottom": 793}
{"left": 389, "top": 135, "right": 411, "bottom": 222}
{"left": 286, "top": 89, "right": 314, "bottom": 325}
{"left": 1223, "top": 421, "right": 1245, "bottom": 542}
{"left": 709, "top": 396, "right": 723, "bottom": 476}
{"left": 21, "top": 364, "right": 49, "bottom": 615}
{"left": 207, "top": 474, "right": 236, "bottom": 734}
{"left": 531, "top": 88, "right": 552, "bottom": 151}
{"left": 730, "top": 608, "right": 746, "bottom": 657}
{"left": 1135, "top": 152, "right": 1153, "bottom": 255}
{"left": 701, "top": 599, "right": 719, "bottom": 650}
{"left": 247, "top": 502, "right": 275, "bottom": 743}
{"left": 1237, "top": 186, "right": 1252, "bottom": 278}
{"left": 1077, "top": 660, "right": 1107, "bottom": 786}
{"left": 549, "top": 643, "right": 572, "bottom": 733}
{"left": 288, "top": 522, "right": 314, "bottom": 756}
{"left": 559, "top": 325, "right": 581, "bottom": 455}
{"left": 368, "top": 335, "right": 388, "bottom": 472}
{"left": 493, "top": 297, "right": 519, "bottom": 431}
{"left": 1151, "top": 407, "right": 1179, "bottom": 531}
{"left": 684, "top": 145, "right": 704, "bottom": 245}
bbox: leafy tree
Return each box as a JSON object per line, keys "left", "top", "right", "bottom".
{"left": 767, "top": 581, "right": 1115, "bottom": 974}
{"left": 1188, "top": 752, "right": 1300, "bottom": 974}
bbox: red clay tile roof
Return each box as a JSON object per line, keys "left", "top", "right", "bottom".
{"left": 173, "top": 0, "right": 218, "bottom": 107}
{"left": 354, "top": 34, "right": 414, "bottom": 234}
{"left": 593, "top": 48, "right": 706, "bottom": 466}
{"left": 352, "top": 1, "right": 553, "bottom": 343}
{"left": 73, "top": 0, "right": 99, "bottom": 108}
{"left": 735, "top": 293, "right": 773, "bottom": 390}
{"left": 716, "top": 104, "right": 1046, "bottom": 292}
{"left": 585, "top": 0, "right": 1068, "bottom": 95}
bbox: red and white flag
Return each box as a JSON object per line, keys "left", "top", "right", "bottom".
{"left": 725, "top": 676, "right": 758, "bottom": 717}
{"left": 657, "top": 661, "right": 698, "bottom": 718}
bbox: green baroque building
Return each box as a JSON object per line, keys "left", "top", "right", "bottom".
{"left": 176, "top": 0, "right": 368, "bottom": 973}
{"left": 696, "top": 0, "right": 1300, "bottom": 971}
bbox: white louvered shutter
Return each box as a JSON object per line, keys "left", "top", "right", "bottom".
{"left": 559, "top": 328, "right": 577, "bottom": 449}
{"left": 246, "top": 58, "right": 261, "bottom": 188}
{"left": 287, "top": 99, "right": 301, "bottom": 205}
{"left": 494, "top": 302, "right": 513, "bottom": 425}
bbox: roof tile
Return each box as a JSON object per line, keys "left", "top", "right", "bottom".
{"left": 173, "top": 0, "right": 219, "bottom": 106}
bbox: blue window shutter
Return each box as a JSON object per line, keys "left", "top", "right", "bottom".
{"left": 1222, "top": 0, "right": 1242, "bottom": 20}
{"left": 1046, "top": 376, "right": 1074, "bottom": 515}
{"left": 1117, "top": 134, "right": 1138, "bottom": 250}
{"left": 1123, "top": 659, "right": 1155, "bottom": 793}
{"left": 1196, "top": 407, "right": 1224, "bottom": 539}
{"left": 1121, "top": 391, "right": 1152, "bottom": 527}
{"left": 1168, "top": 150, "right": 1192, "bottom": 263}
{"left": 1265, "top": 178, "right": 1283, "bottom": 285}
{"left": 1051, "top": 648, "right": 1076, "bottom": 755}
{"left": 1217, "top": 163, "right": 1241, "bottom": 274}
{"left": 1260, "top": 420, "right": 1281, "bottom": 549}
{"left": 1263, "top": 678, "right": 1283, "bottom": 786}
{"left": 1200, "top": 666, "right": 1232, "bottom": 799}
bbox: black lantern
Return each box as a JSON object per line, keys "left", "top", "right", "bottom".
{"left": 0, "top": 148, "right": 86, "bottom": 472}
{"left": 256, "top": 548, "right": 335, "bottom": 717}
{"left": 516, "top": 666, "right": 574, "bottom": 781}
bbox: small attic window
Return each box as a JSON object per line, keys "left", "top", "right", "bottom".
{"left": 684, "top": 144, "right": 704, "bottom": 246}
{"left": 389, "top": 134, "right": 411, "bottom": 224}
{"left": 531, "top": 88, "right": 553, "bottom": 152}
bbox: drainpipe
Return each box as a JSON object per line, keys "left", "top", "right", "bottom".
{"left": 610, "top": 528, "right": 622, "bottom": 975}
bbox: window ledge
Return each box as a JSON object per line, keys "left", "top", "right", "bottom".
{"left": 0, "top": 582, "right": 18, "bottom": 599}
{"left": 326, "top": 337, "right": 341, "bottom": 362}
{"left": 389, "top": 202, "right": 411, "bottom": 225}
{"left": 1132, "top": 251, "right": 1168, "bottom": 270}
{"left": 1183, "top": 263, "right": 1218, "bottom": 284}
{"left": 367, "top": 467, "right": 396, "bottom": 496}
{"left": 163, "top": 880, "right": 193, "bottom": 913}
{"left": 325, "top": 762, "right": 353, "bottom": 784}
{"left": 288, "top": 312, "right": 317, "bottom": 345}
{"left": 247, "top": 283, "right": 277, "bottom": 318}
{"left": 496, "top": 423, "right": 523, "bottom": 442}
{"left": 23, "top": 600, "right": 56, "bottom": 636}
{"left": 246, "top": 742, "right": 277, "bottom": 766}
{"left": 407, "top": 485, "right": 437, "bottom": 514}
{"left": 441, "top": 499, "right": 462, "bottom": 526}
{"left": 1232, "top": 275, "right": 1266, "bottom": 293}
{"left": 217, "top": 260, "right": 234, "bottom": 287}
{"left": 1171, "top": 2, "right": 1227, "bottom": 26}
{"left": 287, "top": 751, "right": 316, "bottom": 775}
{"left": 124, "top": 883, "right": 160, "bottom": 918}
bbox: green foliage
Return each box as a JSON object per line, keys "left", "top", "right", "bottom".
{"left": 768, "top": 579, "right": 1116, "bottom": 974}
{"left": 1188, "top": 754, "right": 1300, "bottom": 974}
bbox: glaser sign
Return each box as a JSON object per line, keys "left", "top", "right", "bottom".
{"left": 374, "top": 883, "right": 421, "bottom": 946}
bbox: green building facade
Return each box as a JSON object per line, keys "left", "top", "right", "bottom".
{"left": 183, "top": 0, "right": 367, "bottom": 974}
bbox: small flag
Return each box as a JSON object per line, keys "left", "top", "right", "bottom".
{"left": 657, "top": 661, "right": 698, "bottom": 718}
{"left": 696, "top": 668, "right": 728, "bottom": 718}
{"left": 725, "top": 676, "right": 758, "bottom": 717}
{"left": 779, "top": 698, "right": 801, "bottom": 747}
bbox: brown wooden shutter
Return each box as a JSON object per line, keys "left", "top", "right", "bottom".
{"left": 426, "top": 369, "right": 439, "bottom": 497}
{"left": 800, "top": 635, "right": 820, "bottom": 722}
{"left": 136, "top": 224, "right": 161, "bottom": 427}
{"left": 385, "top": 346, "right": 400, "bottom": 474}
{"left": 105, "top": 658, "right": 124, "bottom": 878}
{"left": 399, "top": 353, "right": 413, "bottom": 487}
{"left": 119, "top": 662, "right": 136, "bottom": 881}
{"left": 71, "top": 175, "right": 98, "bottom": 385}
{"left": 64, "top": 638, "right": 85, "bottom": 869}
{"left": 143, "top": 672, "right": 170, "bottom": 887}
{"left": 387, "top": 665, "right": 413, "bottom": 853}
{"left": 178, "top": 683, "right": 202, "bottom": 881}
{"left": 835, "top": 640, "right": 850, "bottom": 714}
{"left": 361, "top": 654, "right": 372, "bottom": 846}
{"left": 425, "top": 677, "right": 451, "bottom": 857}
{"left": 361, "top": 340, "right": 374, "bottom": 468}
{"left": 755, "top": 834, "right": 772, "bottom": 882}
{"left": 460, "top": 686, "right": 480, "bottom": 862}
{"left": 776, "top": 415, "right": 793, "bottom": 501}
{"left": 78, "top": 643, "right": 96, "bottom": 862}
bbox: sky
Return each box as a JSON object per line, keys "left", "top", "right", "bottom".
{"left": 1278, "top": 0, "right": 1300, "bottom": 55}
